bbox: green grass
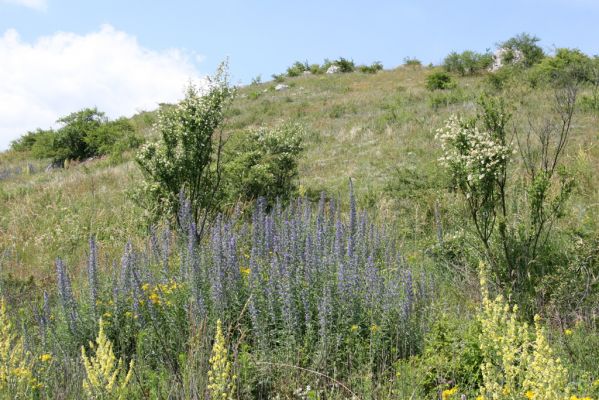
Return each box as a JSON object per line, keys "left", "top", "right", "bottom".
{"left": 2, "top": 65, "right": 599, "bottom": 281}
{"left": 2, "top": 63, "right": 599, "bottom": 399}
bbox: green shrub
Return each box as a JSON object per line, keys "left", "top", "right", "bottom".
{"left": 309, "top": 63, "right": 322, "bottom": 74}
{"left": 443, "top": 50, "right": 493, "bottom": 75}
{"left": 358, "top": 61, "right": 383, "bottom": 74}
{"left": 136, "top": 64, "right": 233, "bottom": 230}
{"left": 53, "top": 108, "right": 106, "bottom": 161}
{"left": 498, "top": 33, "right": 545, "bottom": 68}
{"left": 10, "top": 128, "right": 52, "bottom": 153}
{"left": 334, "top": 57, "right": 355, "bottom": 73}
{"left": 286, "top": 61, "right": 309, "bottom": 77}
{"left": 222, "top": 123, "right": 304, "bottom": 205}
{"left": 271, "top": 73, "right": 285, "bottom": 83}
{"left": 10, "top": 108, "right": 141, "bottom": 163}
{"left": 426, "top": 71, "right": 456, "bottom": 90}
{"left": 485, "top": 65, "right": 516, "bottom": 90}
{"left": 86, "top": 117, "right": 140, "bottom": 156}
{"left": 530, "top": 48, "right": 592, "bottom": 86}
{"left": 403, "top": 57, "right": 422, "bottom": 67}
{"left": 418, "top": 315, "right": 482, "bottom": 394}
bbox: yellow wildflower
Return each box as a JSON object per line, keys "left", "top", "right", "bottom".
{"left": 564, "top": 329, "right": 573, "bottom": 336}
{"left": 525, "top": 390, "right": 535, "bottom": 399}
{"left": 370, "top": 324, "right": 379, "bottom": 333}
{"left": 0, "top": 298, "right": 40, "bottom": 393}
{"left": 81, "top": 319, "right": 134, "bottom": 399}
{"left": 149, "top": 292, "right": 161, "bottom": 305}
{"left": 208, "top": 320, "right": 235, "bottom": 400}
{"left": 141, "top": 283, "right": 150, "bottom": 292}
{"left": 240, "top": 267, "right": 251, "bottom": 276}
{"left": 39, "top": 353, "right": 52, "bottom": 363}
{"left": 350, "top": 325, "right": 359, "bottom": 333}
{"left": 441, "top": 386, "right": 458, "bottom": 399}
{"left": 102, "top": 312, "right": 112, "bottom": 319}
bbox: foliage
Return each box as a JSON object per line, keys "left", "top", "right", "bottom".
{"left": 333, "top": 57, "right": 356, "bottom": 73}
{"left": 81, "top": 318, "right": 134, "bottom": 399}
{"left": 418, "top": 315, "right": 482, "bottom": 394}
{"left": 443, "top": 50, "right": 493, "bottom": 75}
{"left": 85, "top": 117, "right": 140, "bottom": 157}
{"left": 10, "top": 128, "right": 54, "bottom": 153}
{"left": 222, "top": 123, "right": 304, "bottom": 205}
{"left": 478, "top": 263, "right": 571, "bottom": 399}
{"left": 0, "top": 298, "right": 40, "bottom": 397}
{"left": 403, "top": 57, "right": 422, "bottom": 67}
{"left": 208, "top": 320, "right": 235, "bottom": 400}
{"left": 32, "top": 189, "right": 433, "bottom": 398}
{"left": 436, "top": 93, "right": 576, "bottom": 297}
{"left": 287, "top": 61, "right": 310, "bottom": 77}
{"left": 9, "top": 108, "right": 140, "bottom": 163}
{"left": 136, "top": 64, "right": 233, "bottom": 233}
{"left": 358, "top": 61, "right": 384, "bottom": 74}
{"left": 530, "top": 48, "right": 592, "bottom": 86}
{"left": 426, "top": 71, "right": 456, "bottom": 90}
{"left": 498, "top": 33, "right": 545, "bottom": 68}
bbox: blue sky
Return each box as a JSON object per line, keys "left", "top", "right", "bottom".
{"left": 1, "top": 0, "right": 598, "bottom": 149}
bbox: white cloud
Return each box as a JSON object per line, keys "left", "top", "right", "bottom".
{"left": 0, "top": 25, "right": 205, "bottom": 150}
{"left": 1, "top": 0, "right": 47, "bottom": 11}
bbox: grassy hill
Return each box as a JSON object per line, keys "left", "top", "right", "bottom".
{"left": 2, "top": 65, "right": 598, "bottom": 280}
{"left": 1, "top": 61, "right": 599, "bottom": 398}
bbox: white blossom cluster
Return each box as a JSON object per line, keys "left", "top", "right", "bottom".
{"left": 436, "top": 115, "right": 511, "bottom": 190}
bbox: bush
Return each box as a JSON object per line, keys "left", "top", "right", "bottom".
{"left": 358, "top": 61, "right": 383, "bottom": 74}
{"left": 530, "top": 48, "right": 592, "bottom": 86}
{"left": 136, "top": 65, "right": 233, "bottom": 232}
{"left": 286, "top": 61, "right": 309, "bottom": 77}
{"left": 498, "top": 33, "right": 545, "bottom": 68}
{"left": 53, "top": 108, "right": 107, "bottom": 161}
{"left": 271, "top": 73, "right": 285, "bottom": 83}
{"left": 426, "top": 71, "right": 456, "bottom": 90}
{"left": 222, "top": 123, "right": 304, "bottom": 205}
{"left": 443, "top": 50, "right": 493, "bottom": 75}
{"left": 10, "top": 108, "right": 141, "bottom": 163}
{"left": 334, "top": 57, "right": 355, "bottom": 73}
{"left": 403, "top": 57, "right": 422, "bottom": 67}
{"left": 86, "top": 117, "right": 140, "bottom": 156}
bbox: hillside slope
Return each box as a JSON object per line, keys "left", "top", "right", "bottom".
{"left": 1, "top": 65, "right": 598, "bottom": 281}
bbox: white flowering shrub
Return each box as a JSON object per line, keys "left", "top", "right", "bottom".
{"left": 136, "top": 63, "right": 233, "bottom": 232}
{"left": 436, "top": 101, "right": 511, "bottom": 248}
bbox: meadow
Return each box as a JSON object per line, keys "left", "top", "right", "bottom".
{"left": 1, "top": 48, "right": 599, "bottom": 399}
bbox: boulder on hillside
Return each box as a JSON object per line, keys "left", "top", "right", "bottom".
{"left": 490, "top": 47, "right": 524, "bottom": 72}
{"left": 275, "top": 84, "right": 289, "bottom": 91}
{"left": 326, "top": 65, "right": 340, "bottom": 74}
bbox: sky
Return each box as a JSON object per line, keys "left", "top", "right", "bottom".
{"left": 1, "top": 0, "right": 598, "bottom": 151}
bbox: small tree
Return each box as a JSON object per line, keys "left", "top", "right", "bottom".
{"left": 498, "top": 33, "right": 545, "bottom": 68}
{"left": 54, "top": 108, "right": 107, "bottom": 161}
{"left": 136, "top": 63, "right": 233, "bottom": 236}
{"left": 436, "top": 91, "right": 576, "bottom": 293}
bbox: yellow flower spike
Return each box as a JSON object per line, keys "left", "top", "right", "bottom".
{"left": 81, "top": 318, "right": 134, "bottom": 399}
{"left": 0, "top": 298, "right": 41, "bottom": 393}
{"left": 208, "top": 320, "right": 235, "bottom": 400}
